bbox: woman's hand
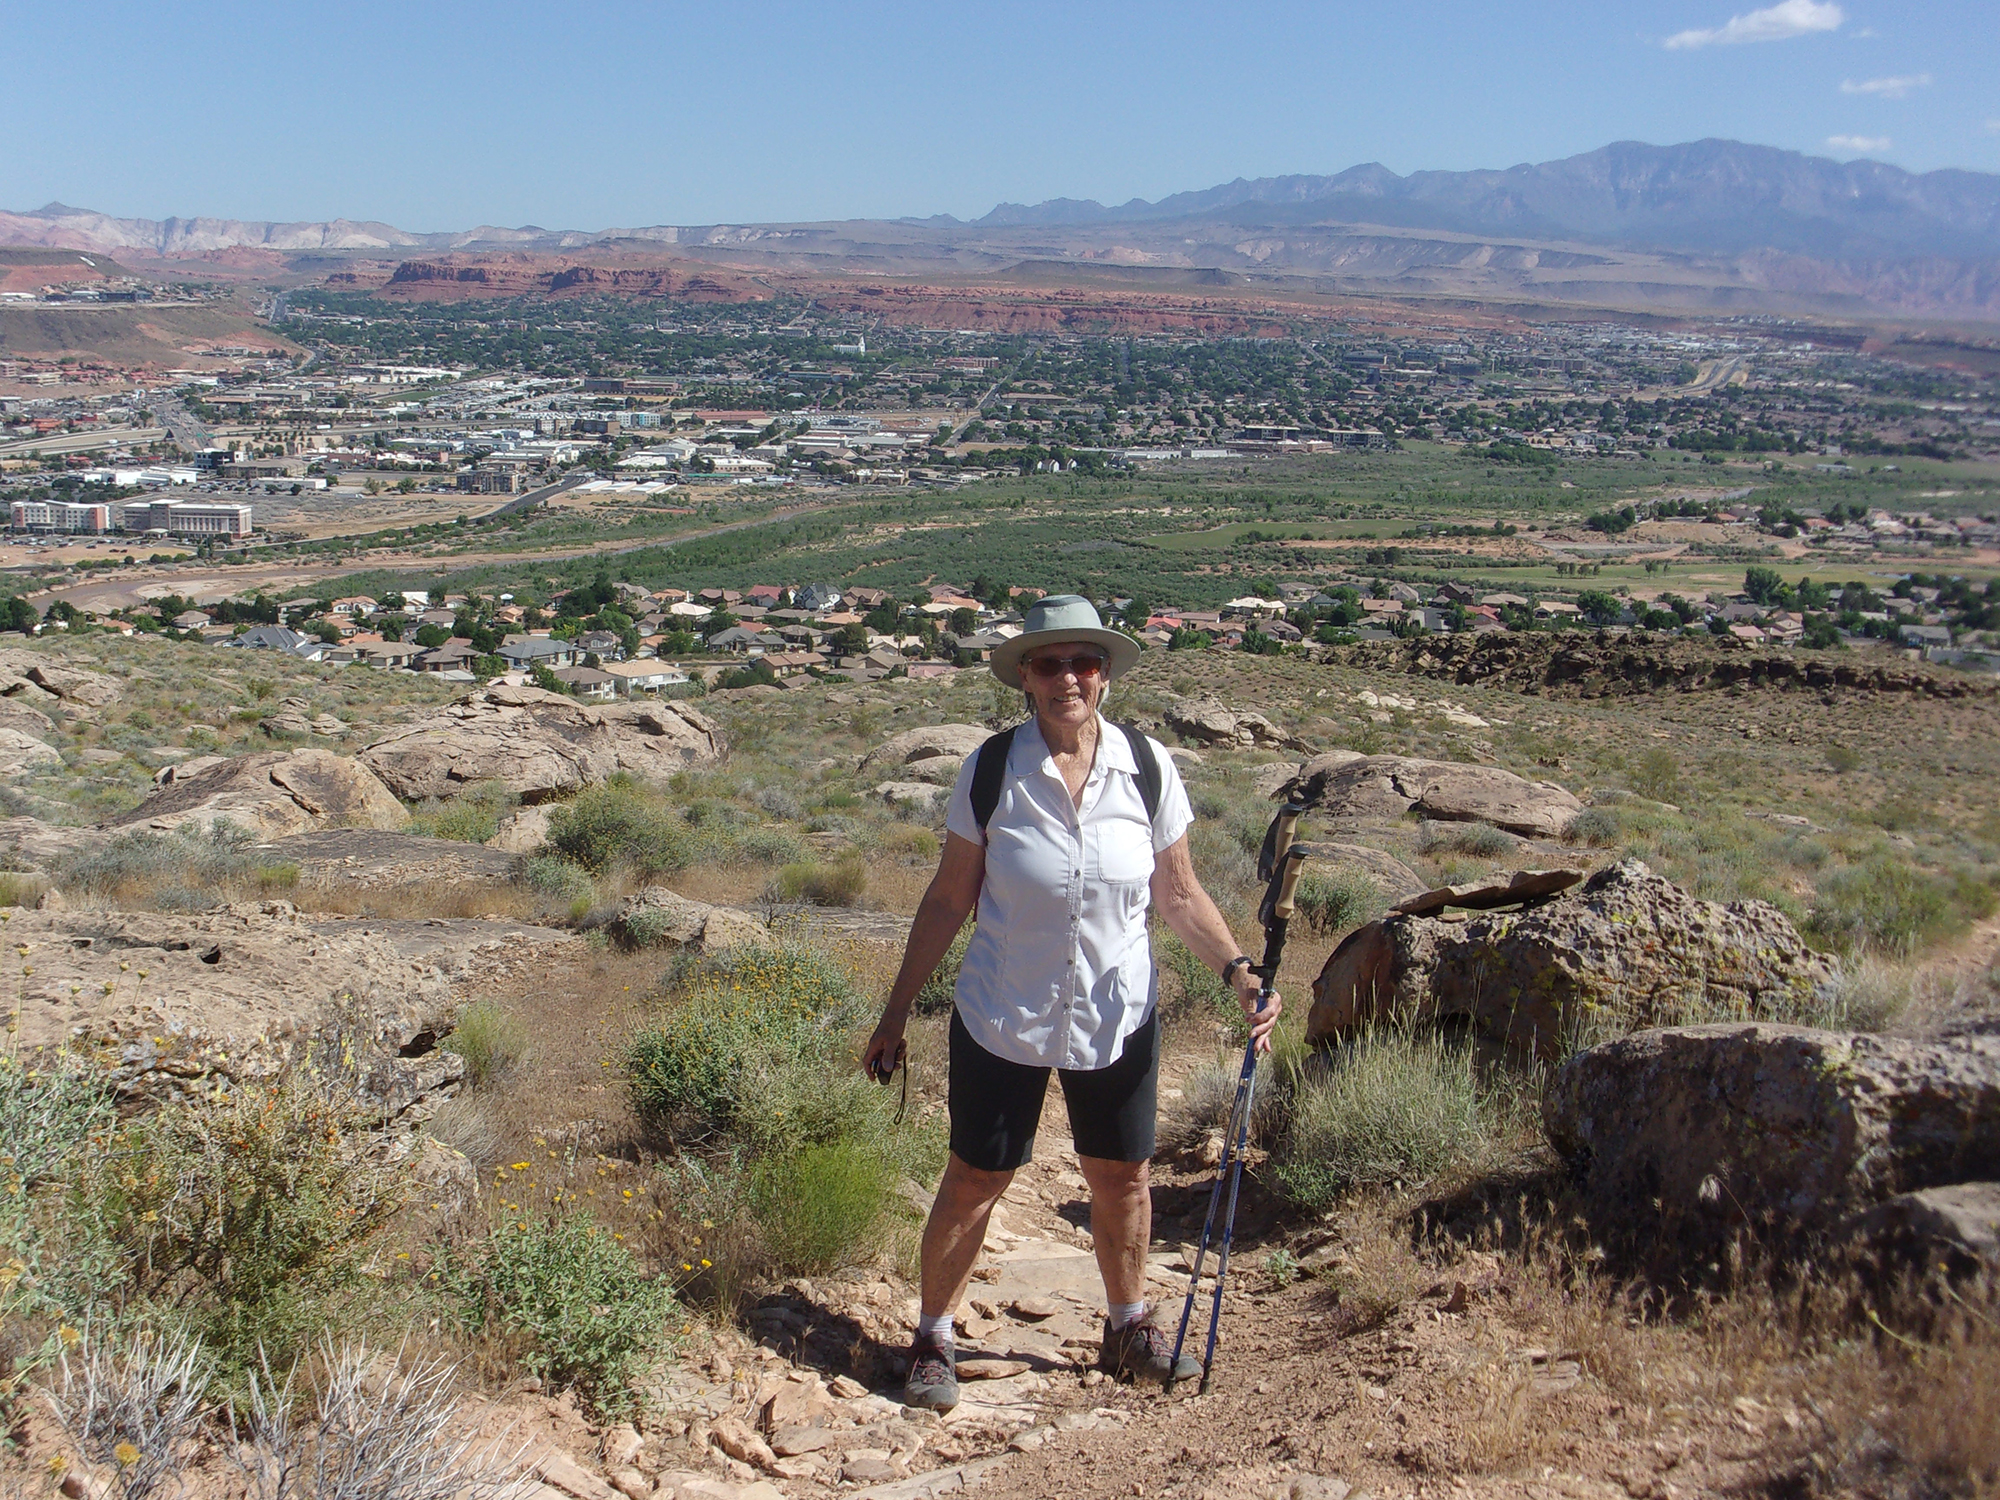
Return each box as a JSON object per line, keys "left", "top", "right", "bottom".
{"left": 862, "top": 1020, "right": 908, "bottom": 1082}
{"left": 1232, "top": 969, "right": 1283, "bottom": 1052}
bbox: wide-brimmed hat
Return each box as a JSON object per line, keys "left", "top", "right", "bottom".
{"left": 989, "top": 594, "right": 1141, "bottom": 689}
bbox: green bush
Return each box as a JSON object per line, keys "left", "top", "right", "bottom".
{"left": 55, "top": 823, "right": 300, "bottom": 905}
{"left": 522, "top": 856, "right": 596, "bottom": 905}
{"left": 1628, "top": 746, "right": 1681, "bottom": 802}
{"left": 435, "top": 1213, "right": 677, "bottom": 1415}
{"left": 0, "top": 1054, "right": 122, "bottom": 1322}
{"left": 912, "top": 925, "right": 972, "bottom": 1015}
{"left": 1293, "top": 870, "right": 1382, "bottom": 936}
{"left": 735, "top": 827, "right": 807, "bottom": 864}
{"left": 0, "top": 871, "right": 49, "bottom": 908}
{"left": 1274, "top": 1027, "right": 1498, "bottom": 1210}
{"left": 1420, "top": 821, "right": 1516, "bottom": 859}
{"left": 1807, "top": 857, "right": 1997, "bottom": 956}
{"left": 625, "top": 942, "right": 866, "bottom": 1139}
{"left": 751, "top": 1138, "right": 893, "bottom": 1276}
{"left": 765, "top": 853, "right": 868, "bottom": 907}
{"left": 545, "top": 783, "right": 691, "bottom": 875}
{"left": 101, "top": 1082, "right": 399, "bottom": 1381}
{"left": 408, "top": 781, "right": 518, "bottom": 844}
{"left": 1563, "top": 808, "right": 1622, "bottom": 848}
{"left": 1155, "top": 925, "right": 1235, "bottom": 1023}
{"left": 443, "top": 1001, "right": 530, "bottom": 1087}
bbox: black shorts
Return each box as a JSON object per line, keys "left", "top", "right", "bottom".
{"left": 947, "top": 1008, "right": 1159, "bottom": 1173}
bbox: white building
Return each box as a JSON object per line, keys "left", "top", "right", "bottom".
{"left": 121, "top": 500, "right": 253, "bottom": 537}
{"left": 10, "top": 500, "right": 111, "bottom": 533}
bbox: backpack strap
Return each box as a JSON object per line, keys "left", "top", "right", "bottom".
{"left": 971, "top": 721, "right": 1160, "bottom": 833}
{"left": 970, "top": 724, "right": 1018, "bottom": 834}
{"left": 1115, "top": 721, "right": 1162, "bottom": 828}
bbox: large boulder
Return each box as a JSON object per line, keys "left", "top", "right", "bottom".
{"left": 1544, "top": 1024, "right": 2000, "bottom": 1251}
{"left": 0, "top": 726, "right": 60, "bottom": 776}
{"left": 613, "top": 886, "right": 765, "bottom": 952}
{"left": 857, "top": 723, "right": 991, "bottom": 782}
{"left": 1307, "top": 860, "right": 1840, "bottom": 1056}
{"left": 1837, "top": 1182, "right": 2000, "bottom": 1287}
{"left": 1281, "top": 753, "right": 1581, "bottom": 837}
{"left": 109, "top": 748, "right": 410, "bottom": 839}
{"left": 359, "top": 685, "right": 725, "bottom": 801}
{"left": 5, "top": 900, "right": 459, "bottom": 1118}
{"left": 0, "top": 650, "right": 122, "bottom": 711}
{"left": 1165, "top": 697, "right": 1306, "bottom": 751}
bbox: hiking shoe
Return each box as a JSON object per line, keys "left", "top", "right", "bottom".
{"left": 903, "top": 1338, "right": 959, "bottom": 1412}
{"left": 1099, "top": 1308, "right": 1202, "bottom": 1388}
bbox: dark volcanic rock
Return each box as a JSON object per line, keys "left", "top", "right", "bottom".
{"left": 1545, "top": 1024, "right": 2000, "bottom": 1250}
{"left": 1307, "top": 860, "right": 1839, "bottom": 1056}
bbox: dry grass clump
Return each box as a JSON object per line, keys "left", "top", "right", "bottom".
{"left": 764, "top": 851, "right": 869, "bottom": 907}
{"left": 53, "top": 823, "right": 300, "bottom": 910}
{"left": 1419, "top": 820, "right": 1517, "bottom": 859}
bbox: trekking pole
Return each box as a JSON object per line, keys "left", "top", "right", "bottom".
{"left": 1169, "top": 804, "right": 1307, "bottom": 1394}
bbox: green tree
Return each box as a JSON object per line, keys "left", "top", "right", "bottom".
{"left": 1743, "top": 566, "right": 1787, "bottom": 606}
{"left": 0, "top": 596, "right": 39, "bottom": 633}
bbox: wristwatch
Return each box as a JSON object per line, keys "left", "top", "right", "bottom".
{"left": 1221, "top": 955, "right": 1255, "bottom": 986}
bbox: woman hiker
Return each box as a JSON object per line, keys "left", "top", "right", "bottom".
{"left": 862, "top": 594, "right": 1282, "bottom": 1412}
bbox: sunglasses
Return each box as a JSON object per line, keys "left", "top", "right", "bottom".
{"left": 1024, "top": 653, "right": 1107, "bottom": 680}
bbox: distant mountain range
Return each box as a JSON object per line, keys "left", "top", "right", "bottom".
{"left": 969, "top": 140, "right": 2000, "bottom": 262}
{"left": 5, "top": 140, "right": 1998, "bottom": 321}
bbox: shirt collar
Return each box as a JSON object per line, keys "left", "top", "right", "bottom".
{"left": 1017, "top": 713, "right": 1134, "bottom": 777}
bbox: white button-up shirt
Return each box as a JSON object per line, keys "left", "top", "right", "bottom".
{"left": 944, "top": 714, "right": 1193, "bottom": 1071}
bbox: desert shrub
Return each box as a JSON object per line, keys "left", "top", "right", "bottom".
{"left": 434, "top": 1212, "right": 676, "bottom": 1415}
{"left": 1628, "top": 746, "right": 1680, "bottom": 802}
{"left": 408, "top": 781, "right": 518, "bottom": 844}
{"left": 1155, "top": 925, "right": 1236, "bottom": 1023}
{"left": 735, "top": 826, "right": 807, "bottom": 864}
{"left": 755, "top": 785, "right": 803, "bottom": 821}
{"left": 442, "top": 1001, "right": 529, "bottom": 1087}
{"left": 1420, "top": 820, "right": 1516, "bottom": 859}
{"left": 545, "top": 782, "right": 690, "bottom": 875}
{"left": 1826, "top": 743, "right": 1862, "bottom": 774}
{"left": 625, "top": 941, "right": 866, "bottom": 1139}
{"left": 521, "top": 856, "right": 595, "bottom": 906}
{"left": 1274, "top": 1027, "right": 1500, "bottom": 1209}
{"left": 1807, "top": 857, "right": 1996, "bottom": 956}
{"left": 805, "top": 812, "right": 860, "bottom": 837}
{"left": 56, "top": 823, "right": 299, "bottom": 905}
{"left": 45, "top": 1331, "right": 210, "bottom": 1500}
{"left": 912, "top": 925, "right": 972, "bottom": 1015}
{"left": 1563, "top": 807, "right": 1622, "bottom": 847}
{"left": 750, "top": 1137, "right": 893, "bottom": 1276}
{"left": 1293, "top": 869, "right": 1382, "bottom": 935}
{"left": 0, "top": 870, "right": 50, "bottom": 907}
{"left": 0, "top": 1054, "right": 122, "bottom": 1323}
{"left": 765, "top": 853, "right": 868, "bottom": 907}
{"left": 870, "top": 823, "right": 940, "bottom": 863}
{"left": 101, "top": 1081, "right": 400, "bottom": 1380}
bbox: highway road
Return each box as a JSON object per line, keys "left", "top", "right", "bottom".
{"left": 0, "top": 426, "right": 168, "bottom": 459}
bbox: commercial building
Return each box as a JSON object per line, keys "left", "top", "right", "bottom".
{"left": 10, "top": 499, "right": 111, "bottom": 533}
{"left": 121, "top": 500, "right": 254, "bottom": 537}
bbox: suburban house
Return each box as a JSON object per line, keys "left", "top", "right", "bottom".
{"left": 498, "top": 636, "right": 580, "bottom": 670}
{"left": 552, "top": 666, "right": 617, "bottom": 701}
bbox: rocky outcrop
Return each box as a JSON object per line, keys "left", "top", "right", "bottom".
{"left": 0, "top": 726, "right": 60, "bottom": 774}
{"left": 267, "top": 827, "right": 519, "bottom": 890}
{"left": 0, "top": 650, "right": 122, "bottom": 711}
{"left": 360, "top": 685, "right": 725, "bottom": 801}
{"left": 1280, "top": 753, "right": 1581, "bottom": 837}
{"left": 1308, "top": 861, "right": 1840, "bottom": 1056}
{"left": 1288, "top": 840, "right": 1430, "bottom": 903}
{"left": 260, "top": 696, "right": 348, "bottom": 738}
{"left": 485, "top": 805, "right": 552, "bottom": 854}
{"left": 110, "top": 748, "right": 410, "bottom": 839}
{"left": 1165, "top": 697, "right": 1307, "bottom": 751}
{"left": 1837, "top": 1182, "right": 2000, "bottom": 1286}
{"left": 1544, "top": 1024, "right": 2000, "bottom": 1251}
{"left": 872, "top": 781, "right": 945, "bottom": 812}
{"left": 857, "top": 724, "right": 991, "bottom": 784}
{"left": 6, "top": 901, "right": 460, "bottom": 1117}
{"left": 613, "top": 886, "right": 766, "bottom": 952}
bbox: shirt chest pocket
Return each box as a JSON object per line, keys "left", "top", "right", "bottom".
{"left": 1086, "top": 810, "right": 1156, "bottom": 888}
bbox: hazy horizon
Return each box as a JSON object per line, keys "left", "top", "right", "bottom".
{"left": 1, "top": 0, "right": 1994, "bottom": 234}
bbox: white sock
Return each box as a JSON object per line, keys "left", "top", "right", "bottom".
{"left": 916, "top": 1312, "right": 955, "bottom": 1348}
{"left": 1109, "top": 1300, "right": 1147, "bottom": 1330}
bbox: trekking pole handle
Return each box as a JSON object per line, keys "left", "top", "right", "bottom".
{"left": 1269, "top": 844, "right": 1306, "bottom": 925}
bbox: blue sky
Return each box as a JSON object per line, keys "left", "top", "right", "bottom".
{"left": 1, "top": 0, "right": 1992, "bottom": 230}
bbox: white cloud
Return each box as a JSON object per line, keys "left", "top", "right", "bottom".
{"left": 1826, "top": 134, "right": 1892, "bottom": 153}
{"left": 1840, "top": 74, "right": 1932, "bottom": 98}
{"left": 1664, "top": 0, "right": 1844, "bottom": 49}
